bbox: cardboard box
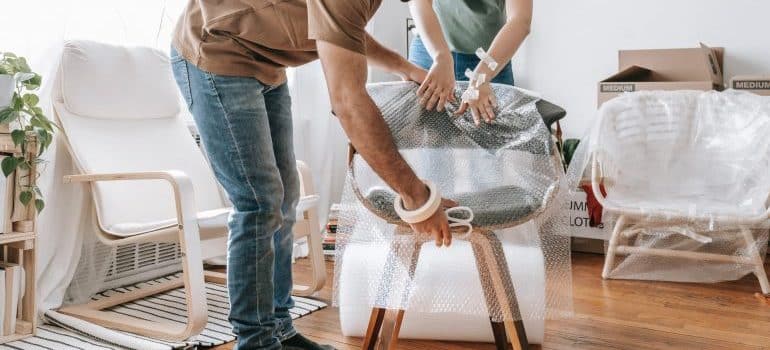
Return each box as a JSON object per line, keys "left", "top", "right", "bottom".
{"left": 566, "top": 188, "right": 609, "bottom": 254}
{"left": 566, "top": 188, "right": 607, "bottom": 240}
{"left": 571, "top": 237, "right": 607, "bottom": 255}
{"left": 730, "top": 75, "right": 770, "bottom": 96}
{"left": 598, "top": 43, "right": 724, "bottom": 106}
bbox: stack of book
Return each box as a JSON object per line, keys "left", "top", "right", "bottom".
{"left": 0, "top": 263, "right": 24, "bottom": 336}
{"left": 323, "top": 204, "right": 340, "bottom": 261}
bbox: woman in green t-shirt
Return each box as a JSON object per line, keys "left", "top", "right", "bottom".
{"left": 408, "top": 0, "right": 532, "bottom": 125}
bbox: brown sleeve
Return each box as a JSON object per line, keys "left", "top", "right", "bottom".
{"left": 307, "top": 0, "right": 371, "bottom": 55}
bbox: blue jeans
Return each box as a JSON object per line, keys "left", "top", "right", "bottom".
{"left": 409, "top": 35, "right": 515, "bottom": 86}
{"left": 170, "top": 48, "right": 298, "bottom": 350}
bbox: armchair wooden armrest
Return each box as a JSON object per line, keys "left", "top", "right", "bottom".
{"left": 60, "top": 170, "right": 208, "bottom": 340}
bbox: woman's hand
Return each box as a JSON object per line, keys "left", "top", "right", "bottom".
{"left": 456, "top": 82, "right": 497, "bottom": 125}
{"left": 417, "top": 55, "right": 456, "bottom": 112}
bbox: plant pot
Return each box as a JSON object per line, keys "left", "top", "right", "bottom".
{"left": 0, "top": 74, "right": 13, "bottom": 108}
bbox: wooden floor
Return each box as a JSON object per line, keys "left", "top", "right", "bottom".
{"left": 212, "top": 253, "right": 770, "bottom": 350}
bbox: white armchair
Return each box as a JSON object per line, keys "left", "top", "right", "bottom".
{"left": 590, "top": 91, "right": 770, "bottom": 294}
{"left": 52, "top": 40, "right": 325, "bottom": 341}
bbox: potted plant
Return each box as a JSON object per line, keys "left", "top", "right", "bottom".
{"left": 0, "top": 52, "right": 55, "bottom": 213}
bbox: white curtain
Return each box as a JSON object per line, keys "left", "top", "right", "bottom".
{"left": 0, "top": 0, "right": 345, "bottom": 314}
{"left": 288, "top": 64, "right": 349, "bottom": 225}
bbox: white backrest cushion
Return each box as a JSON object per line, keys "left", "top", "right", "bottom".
{"left": 55, "top": 41, "right": 225, "bottom": 234}
{"left": 60, "top": 40, "right": 180, "bottom": 119}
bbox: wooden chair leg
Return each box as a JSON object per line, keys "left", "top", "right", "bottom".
{"left": 472, "top": 231, "right": 529, "bottom": 350}
{"left": 740, "top": 227, "right": 770, "bottom": 295}
{"left": 602, "top": 215, "right": 627, "bottom": 279}
{"left": 362, "top": 234, "right": 422, "bottom": 350}
{"left": 473, "top": 238, "right": 506, "bottom": 348}
{"left": 490, "top": 320, "right": 508, "bottom": 350}
{"left": 363, "top": 308, "right": 386, "bottom": 350}
{"left": 58, "top": 225, "right": 210, "bottom": 342}
{"left": 376, "top": 309, "right": 405, "bottom": 350}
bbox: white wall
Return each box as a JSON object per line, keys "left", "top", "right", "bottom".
{"left": 371, "top": 0, "right": 770, "bottom": 138}
{"left": 368, "top": 1, "right": 412, "bottom": 82}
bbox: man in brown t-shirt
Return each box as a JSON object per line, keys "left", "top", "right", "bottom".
{"left": 171, "top": 1, "right": 453, "bottom": 349}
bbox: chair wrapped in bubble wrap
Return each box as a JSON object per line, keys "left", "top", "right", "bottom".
{"left": 567, "top": 90, "right": 770, "bottom": 293}
{"left": 334, "top": 81, "right": 573, "bottom": 349}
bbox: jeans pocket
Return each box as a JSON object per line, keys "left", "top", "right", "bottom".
{"left": 171, "top": 59, "right": 193, "bottom": 108}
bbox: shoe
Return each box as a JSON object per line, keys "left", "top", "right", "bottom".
{"left": 281, "top": 333, "right": 336, "bottom": 350}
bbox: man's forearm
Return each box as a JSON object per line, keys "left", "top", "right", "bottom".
{"left": 336, "top": 89, "right": 427, "bottom": 205}
{"left": 317, "top": 40, "right": 429, "bottom": 208}
{"left": 364, "top": 33, "right": 411, "bottom": 76}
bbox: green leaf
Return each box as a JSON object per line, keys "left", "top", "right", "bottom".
{"left": 37, "top": 129, "right": 50, "bottom": 155}
{"left": 11, "top": 129, "right": 24, "bottom": 146}
{"left": 19, "top": 190, "right": 32, "bottom": 206}
{"left": 22, "top": 93, "right": 38, "bottom": 107}
{"left": 562, "top": 139, "right": 580, "bottom": 167}
{"left": 30, "top": 117, "right": 44, "bottom": 129}
{"left": 0, "top": 108, "right": 14, "bottom": 124}
{"left": 1, "top": 157, "right": 19, "bottom": 177}
{"left": 17, "top": 58, "right": 31, "bottom": 73}
{"left": 31, "top": 106, "right": 44, "bottom": 118}
{"left": 34, "top": 187, "right": 42, "bottom": 196}
{"left": 23, "top": 75, "right": 41, "bottom": 90}
{"left": 34, "top": 199, "right": 44, "bottom": 213}
{"left": 14, "top": 72, "right": 34, "bottom": 83}
{"left": 12, "top": 94, "right": 23, "bottom": 110}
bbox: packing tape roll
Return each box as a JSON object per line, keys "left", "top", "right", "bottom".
{"left": 394, "top": 180, "right": 442, "bottom": 224}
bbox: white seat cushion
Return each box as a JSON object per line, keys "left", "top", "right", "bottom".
{"left": 107, "top": 207, "right": 231, "bottom": 237}
{"left": 106, "top": 195, "right": 320, "bottom": 237}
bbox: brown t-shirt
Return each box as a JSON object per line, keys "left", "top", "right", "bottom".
{"left": 173, "top": 0, "right": 382, "bottom": 86}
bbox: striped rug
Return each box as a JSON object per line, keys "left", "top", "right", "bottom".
{"left": 0, "top": 275, "right": 327, "bottom": 350}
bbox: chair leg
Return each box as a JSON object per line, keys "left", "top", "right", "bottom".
{"left": 740, "top": 227, "right": 770, "bottom": 295}
{"left": 292, "top": 220, "right": 327, "bottom": 297}
{"left": 58, "top": 223, "right": 209, "bottom": 342}
{"left": 362, "top": 308, "right": 386, "bottom": 350}
{"left": 490, "top": 320, "right": 508, "bottom": 350}
{"left": 376, "top": 309, "right": 405, "bottom": 350}
{"left": 472, "top": 231, "right": 529, "bottom": 350}
{"left": 472, "top": 237, "right": 506, "bottom": 348}
{"left": 602, "top": 215, "right": 627, "bottom": 279}
{"left": 362, "top": 234, "right": 422, "bottom": 350}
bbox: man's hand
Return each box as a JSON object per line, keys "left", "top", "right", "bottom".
{"left": 395, "top": 62, "right": 428, "bottom": 85}
{"left": 402, "top": 186, "right": 458, "bottom": 247}
{"left": 410, "top": 199, "right": 457, "bottom": 247}
{"left": 456, "top": 82, "right": 497, "bottom": 125}
{"left": 417, "top": 55, "right": 456, "bottom": 112}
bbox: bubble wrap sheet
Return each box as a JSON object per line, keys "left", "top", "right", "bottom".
{"left": 334, "top": 81, "right": 573, "bottom": 322}
{"left": 567, "top": 90, "right": 770, "bottom": 284}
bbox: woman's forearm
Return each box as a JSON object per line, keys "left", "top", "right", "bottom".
{"left": 473, "top": 0, "right": 532, "bottom": 80}
{"left": 409, "top": 0, "right": 452, "bottom": 62}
